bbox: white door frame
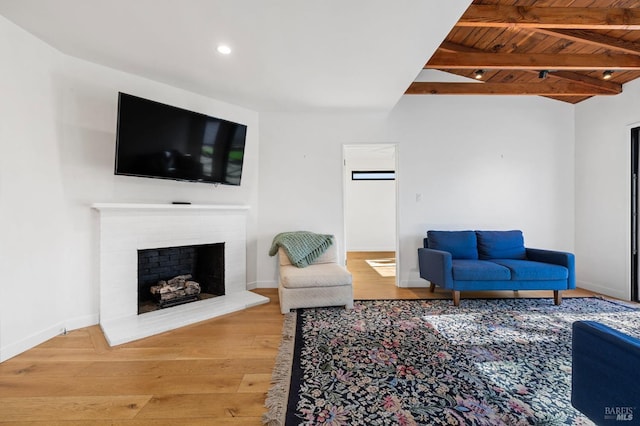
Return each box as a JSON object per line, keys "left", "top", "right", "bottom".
{"left": 342, "top": 143, "right": 399, "bottom": 286}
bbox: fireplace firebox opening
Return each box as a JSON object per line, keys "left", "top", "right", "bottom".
{"left": 137, "top": 243, "right": 225, "bottom": 314}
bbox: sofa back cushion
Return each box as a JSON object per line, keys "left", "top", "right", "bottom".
{"left": 427, "top": 230, "right": 478, "bottom": 260}
{"left": 476, "top": 230, "right": 526, "bottom": 260}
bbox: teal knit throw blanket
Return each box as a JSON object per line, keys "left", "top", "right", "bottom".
{"left": 269, "top": 231, "right": 334, "bottom": 268}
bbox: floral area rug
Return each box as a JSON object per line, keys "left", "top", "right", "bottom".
{"left": 263, "top": 297, "right": 640, "bottom": 426}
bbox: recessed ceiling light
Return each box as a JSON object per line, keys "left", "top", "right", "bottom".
{"left": 217, "top": 44, "right": 232, "bottom": 55}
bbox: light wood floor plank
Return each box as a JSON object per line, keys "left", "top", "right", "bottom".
{"left": 0, "top": 374, "right": 245, "bottom": 397}
{"left": 237, "top": 373, "right": 272, "bottom": 393}
{"left": 0, "top": 395, "right": 151, "bottom": 421}
{"left": 133, "top": 393, "right": 267, "bottom": 419}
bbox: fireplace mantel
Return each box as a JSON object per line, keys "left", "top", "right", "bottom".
{"left": 92, "top": 202, "right": 267, "bottom": 346}
{"left": 92, "top": 203, "right": 250, "bottom": 212}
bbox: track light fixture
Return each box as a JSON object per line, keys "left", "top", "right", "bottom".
{"left": 474, "top": 69, "right": 485, "bottom": 80}
{"left": 603, "top": 70, "right": 614, "bottom": 80}
{"left": 538, "top": 70, "right": 549, "bottom": 79}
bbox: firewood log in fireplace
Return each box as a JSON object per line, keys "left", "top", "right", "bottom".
{"left": 150, "top": 274, "right": 201, "bottom": 302}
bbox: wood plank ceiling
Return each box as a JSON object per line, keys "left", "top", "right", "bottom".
{"left": 407, "top": 0, "right": 640, "bottom": 103}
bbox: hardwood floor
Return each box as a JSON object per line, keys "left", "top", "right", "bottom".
{"left": 0, "top": 292, "right": 283, "bottom": 425}
{"left": 0, "top": 253, "right": 598, "bottom": 424}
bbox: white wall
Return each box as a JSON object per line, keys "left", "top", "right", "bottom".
{"left": 391, "top": 96, "right": 575, "bottom": 286}
{"left": 257, "top": 96, "right": 575, "bottom": 288}
{"left": 0, "top": 14, "right": 66, "bottom": 362}
{"left": 0, "top": 16, "right": 259, "bottom": 361}
{"left": 574, "top": 79, "right": 640, "bottom": 300}
{"left": 255, "top": 113, "right": 393, "bottom": 287}
{"left": 344, "top": 145, "right": 396, "bottom": 252}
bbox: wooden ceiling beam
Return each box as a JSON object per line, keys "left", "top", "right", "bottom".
{"left": 457, "top": 5, "right": 640, "bottom": 30}
{"left": 427, "top": 51, "right": 640, "bottom": 70}
{"left": 438, "top": 41, "right": 480, "bottom": 54}
{"left": 434, "top": 42, "right": 622, "bottom": 94}
{"left": 405, "top": 81, "right": 617, "bottom": 96}
{"left": 550, "top": 70, "right": 621, "bottom": 94}
{"left": 532, "top": 28, "right": 640, "bottom": 55}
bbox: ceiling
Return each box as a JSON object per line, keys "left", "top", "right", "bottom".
{"left": 0, "top": 0, "right": 470, "bottom": 112}
{"left": 6, "top": 1, "right": 632, "bottom": 109}
{"left": 407, "top": 0, "right": 640, "bottom": 104}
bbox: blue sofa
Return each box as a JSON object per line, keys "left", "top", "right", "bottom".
{"left": 417, "top": 230, "right": 575, "bottom": 306}
{"left": 572, "top": 321, "right": 640, "bottom": 424}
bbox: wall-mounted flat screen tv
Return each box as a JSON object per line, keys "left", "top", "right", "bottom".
{"left": 115, "top": 92, "right": 247, "bottom": 186}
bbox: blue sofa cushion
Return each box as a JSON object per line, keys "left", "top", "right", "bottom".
{"left": 452, "top": 259, "right": 511, "bottom": 281}
{"left": 490, "top": 259, "right": 568, "bottom": 281}
{"left": 476, "top": 230, "right": 526, "bottom": 260}
{"left": 427, "top": 230, "right": 478, "bottom": 260}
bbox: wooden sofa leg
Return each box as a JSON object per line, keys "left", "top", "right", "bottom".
{"left": 429, "top": 282, "right": 436, "bottom": 293}
{"left": 452, "top": 291, "right": 460, "bottom": 307}
{"left": 554, "top": 290, "right": 562, "bottom": 305}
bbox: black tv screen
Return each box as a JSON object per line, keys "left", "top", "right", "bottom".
{"left": 115, "top": 92, "right": 247, "bottom": 186}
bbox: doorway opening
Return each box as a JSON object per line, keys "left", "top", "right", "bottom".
{"left": 343, "top": 144, "right": 398, "bottom": 296}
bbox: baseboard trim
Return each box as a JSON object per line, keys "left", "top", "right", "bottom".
{"left": 1, "top": 314, "right": 99, "bottom": 362}
{"left": 255, "top": 280, "right": 278, "bottom": 289}
{"left": 399, "top": 279, "right": 430, "bottom": 288}
{"left": 576, "top": 280, "right": 630, "bottom": 301}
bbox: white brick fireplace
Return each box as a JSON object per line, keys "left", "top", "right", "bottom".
{"left": 92, "top": 203, "right": 268, "bottom": 346}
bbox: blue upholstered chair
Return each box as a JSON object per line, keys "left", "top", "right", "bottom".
{"left": 571, "top": 321, "right": 640, "bottom": 425}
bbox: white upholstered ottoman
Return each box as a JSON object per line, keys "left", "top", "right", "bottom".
{"left": 277, "top": 243, "right": 353, "bottom": 314}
